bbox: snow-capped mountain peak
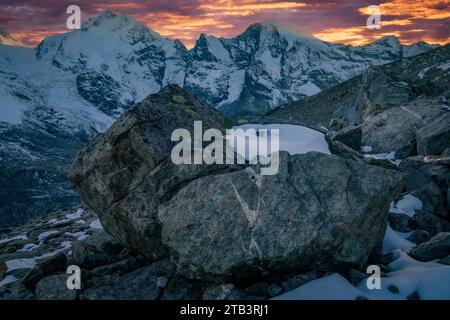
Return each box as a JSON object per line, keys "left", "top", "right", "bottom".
{"left": 0, "top": 29, "right": 24, "bottom": 46}
{"left": 260, "top": 19, "right": 316, "bottom": 40}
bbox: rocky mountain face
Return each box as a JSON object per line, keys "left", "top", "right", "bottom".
{"left": 0, "top": 30, "right": 23, "bottom": 46}
{"left": 189, "top": 20, "right": 436, "bottom": 116}
{"left": 0, "top": 12, "right": 437, "bottom": 228}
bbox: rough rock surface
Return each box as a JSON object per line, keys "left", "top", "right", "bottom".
{"left": 159, "top": 151, "right": 404, "bottom": 282}
{"left": 416, "top": 113, "right": 450, "bottom": 156}
{"left": 69, "top": 85, "right": 233, "bottom": 260}
{"left": 410, "top": 232, "right": 450, "bottom": 261}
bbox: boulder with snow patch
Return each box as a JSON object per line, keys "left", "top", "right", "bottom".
{"left": 158, "top": 151, "right": 404, "bottom": 282}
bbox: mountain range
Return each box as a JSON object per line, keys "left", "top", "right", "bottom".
{"left": 0, "top": 11, "right": 440, "bottom": 227}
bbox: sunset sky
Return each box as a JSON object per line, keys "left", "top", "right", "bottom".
{"left": 0, "top": 0, "right": 449, "bottom": 48}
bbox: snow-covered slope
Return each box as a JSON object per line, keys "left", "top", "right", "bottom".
{"left": 188, "top": 20, "right": 437, "bottom": 115}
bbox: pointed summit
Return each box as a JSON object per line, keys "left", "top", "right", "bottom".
{"left": 0, "top": 29, "right": 24, "bottom": 46}
{"left": 259, "top": 20, "right": 316, "bottom": 39}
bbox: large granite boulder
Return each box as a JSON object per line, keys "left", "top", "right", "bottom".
{"left": 158, "top": 151, "right": 404, "bottom": 282}
{"left": 68, "top": 85, "right": 233, "bottom": 260}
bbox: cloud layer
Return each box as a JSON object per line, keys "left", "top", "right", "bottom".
{"left": 0, "top": 0, "right": 448, "bottom": 47}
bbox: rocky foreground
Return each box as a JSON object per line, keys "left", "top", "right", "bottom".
{"left": 0, "top": 199, "right": 449, "bottom": 300}
{"left": 1, "top": 44, "right": 449, "bottom": 299}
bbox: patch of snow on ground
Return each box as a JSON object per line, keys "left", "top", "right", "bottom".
{"left": 89, "top": 219, "right": 103, "bottom": 230}
{"left": 390, "top": 195, "right": 423, "bottom": 217}
{"left": 229, "top": 124, "right": 331, "bottom": 161}
{"left": 382, "top": 225, "right": 415, "bottom": 254}
{"left": 273, "top": 273, "right": 365, "bottom": 300}
{"left": 357, "top": 250, "right": 450, "bottom": 300}
{"left": 5, "top": 241, "right": 72, "bottom": 272}
{"left": 18, "top": 243, "right": 41, "bottom": 253}
{"left": 0, "top": 275, "right": 18, "bottom": 288}
{"left": 0, "top": 234, "right": 28, "bottom": 245}
{"left": 37, "top": 230, "right": 59, "bottom": 242}
{"left": 48, "top": 208, "right": 84, "bottom": 225}
{"left": 65, "top": 231, "right": 89, "bottom": 241}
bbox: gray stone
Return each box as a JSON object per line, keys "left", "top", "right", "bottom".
{"left": 416, "top": 113, "right": 450, "bottom": 156}
{"left": 348, "top": 269, "right": 368, "bottom": 286}
{"left": 35, "top": 273, "right": 79, "bottom": 300}
{"left": 410, "top": 232, "right": 450, "bottom": 261}
{"left": 160, "top": 274, "right": 202, "bottom": 300}
{"left": 409, "top": 211, "right": 450, "bottom": 236}
{"left": 72, "top": 243, "right": 114, "bottom": 269}
{"left": 203, "top": 283, "right": 246, "bottom": 300}
{"left": 81, "top": 263, "right": 169, "bottom": 300}
{"left": 22, "top": 253, "right": 67, "bottom": 289}
{"left": 407, "top": 230, "right": 431, "bottom": 244}
{"left": 69, "top": 85, "right": 229, "bottom": 260}
{"left": 328, "top": 125, "right": 362, "bottom": 151}
{"left": 1, "top": 284, "right": 35, "bottom": 300}
{"left": 438, "top": 255, "right": 450, "bottom": 265}
{"left": 0, "top": 260, "right": 6, "bottom": 280}
{"left": 267, "top": 283, "right": 283, "bottom": 297}
{"left": 389, "top": 213, "right": 411, "bottom": 233}
{"left": 159, "top": 152, "right": 404, "bottom": 282}
{"left": 281, "top": 274, "right": 311, "bottom": 292}
{"left": 411, "top": 183, "right": 447, "bottom": 218}
{"left": 244, "top": 281, "right": 269, "bottom": 298}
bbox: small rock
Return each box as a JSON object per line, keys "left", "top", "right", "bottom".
{"left": 410, "top": 232, "right": 450, "bottom": 261}
{"left": 161, "top": 274, "right": 202, "bottom": 300}
{"left": 416, "top": 113, "right": 450, "bottom": 156}
{"left": 407, "top": 291, "right": 420, "bottom": 300}
{"left": 438, "top": 255, "right": 450, "bottom": 265}
{"left": 156, "top": 276, "right": 168, "bottom": 289}
{"left": 1, "top": 284, "right": 35, "bottom": 300}
{"left": 203, "top": 283, "right": 246, "bottom": 300}
{"left": 72, "top": 243, "right": 113, "bottom": 269}
{"left": 409, "top": 211, "right": 450, "bottom": 236}
{"left": 266, "top": 283, "right": 283, "bottom": 297}
{"left": 22, "top": 252, "right": 67, "bottom": 289}
{"left": 81, "top": 264, "right": 164, "bottom": 300}
{"left": 328, "top": 125, "right": 362, "bottom": 151}
{"left": 411, "top": 183, "right": 447, "bottom": 218}
{"left": 0, "top": 260, "right": 6, "bottom": 280}
{"left": 35, "top": 273, "right": 79, "bottom": 300}
{"left": 387, "top": 284, "right": 399, "bottom": 294}
{"left": 281, "top": 274, "right": 310, "bottom": 292}
{"left": 407, "top": 230, "right": 431, "bottom": 244}
{"left": 389, "top": 213, "right": 411, "bottom": 233}
{"left": 378, "top": 252, "right": 395, "bottom": 266}
{"left": 348, "top": 269, "right": 367, "bottom": 286}
{"left": 244, "top": 281, "right": 269, "bottom": 298}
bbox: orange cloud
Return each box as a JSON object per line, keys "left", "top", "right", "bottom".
{"left": 358, "top": 0, "right": 450, "bottom": 20}
{"left": 93, "top": 3, "right": 145, "bottom": 10}
{"left": 199, "top": 1, "right": 307, "bottom": 11}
